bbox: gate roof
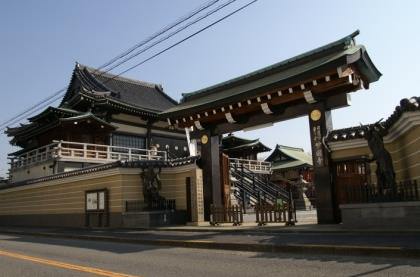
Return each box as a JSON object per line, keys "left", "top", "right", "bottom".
{"left": 161, "top": 30, "right": 381, "bottom": 133}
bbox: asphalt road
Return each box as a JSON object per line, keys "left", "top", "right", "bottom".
{"left": 0, "top": 234, "right": 419, "bottom": 277}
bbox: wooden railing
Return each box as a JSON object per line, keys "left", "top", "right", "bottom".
{"left": 255, "top": 203, "right": 292, "bottom": 226}
{"left": 9, "top": 140, "right": 167, "bottom": 170}
{"left": 8, "top": 142, "right": 57, "bottom": 169}
{"left": 210, "top": 205, "right": 243, "bottom": 226}
{"left": 229, "top": 158, "right": 272, "bottom": 174}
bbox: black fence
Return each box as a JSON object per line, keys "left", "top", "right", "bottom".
{"left": 344, "top": 180, "right": 419, "bottom": 204}
{"left": 125, "top": 199, "right": 176, "bottom": 212}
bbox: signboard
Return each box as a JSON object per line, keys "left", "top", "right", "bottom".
{"left": 86, "top": 192, "right": 98, "bottom": 211}
{"left": 85, "top": 189, "right": 107, "bottom": 212}
{"left": 98, "top": 191, "right": 105, "bottom": 210}
{"left": 312, "top": 125, "right": 324, "bottom": 167}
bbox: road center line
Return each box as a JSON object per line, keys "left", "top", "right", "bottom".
{"left": 0, "top": 249, "right": 142, "bottom": 277}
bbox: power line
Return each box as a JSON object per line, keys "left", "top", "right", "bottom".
{"left": 0, "top": 93, "right": 64, "bottom": 132}
{"left": 96, "top": 0, "right": 222, "bottom": 71}
{"left": 0, "top": 0, "right": 223, "bottom": 129}
{"left": 0, "top": 88, "right": 66, "bottom": 130}
{"left": 102, "top": 0, "right": 237, "bottom": 73}
{"left": 1, "top": 0, "right": 257, "bottom": 131}
{"left": 110, "top": 0, "right": 258, "bottom": 81}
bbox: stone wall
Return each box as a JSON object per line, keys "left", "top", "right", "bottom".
{"left": 340, "top": 201, "right": 420, "bottom": 228}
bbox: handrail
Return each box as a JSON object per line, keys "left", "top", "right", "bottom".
{"left": 228, "top": 158, "right": 271, "bottom": 174}
{"left": 230, "top": 167, "right": 278, "bottom": 204}
{"left": 9, "top": 140, "right": 168, "bottom": 170}
{"left": 231, "top": 163, "right": 289, "bottom": 200}
{"left": 230, "top": 163, "right": 296, "bottom": 225}
{"left": 54, "top": 140, "right": 167, "bottom": 158}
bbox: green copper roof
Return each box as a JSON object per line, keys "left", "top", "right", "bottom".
{"left": 222, "top": 134, "right": 271, "bottom": 152}
{"left": 161, "top": 30, "right": 381, "bottom": 117}
{"left": 266, "top": 144, "right": 313, "bottom": 171}
{"left": 182, "top": 30, "right": 359, "bottom": 101}
{"left": 276, "top": 145, "right": 313, "bottom": 165}
{"left": 271, "top": 160, "right": 311, "bottom": 171}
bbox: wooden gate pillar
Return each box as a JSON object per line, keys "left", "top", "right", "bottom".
{"left": 200, "top": 131, "right": 222, "bottom": 220}
{"left": 308, "top": 104, "right": 336, "bottom": 224}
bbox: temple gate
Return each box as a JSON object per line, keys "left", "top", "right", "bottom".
{"left": 162, "top": 30, "right": 381, "bottom": 223}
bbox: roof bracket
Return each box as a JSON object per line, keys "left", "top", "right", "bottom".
{"left": 303, "top": 90, "right": 317, "bottom": 104}
{"left": 225, "top": 113, "right": 236, "bottom": 123}
{"left": 261, "top": 103, "right": 273, "bottom": 114}
{"left": 194, "top": 120, "right": 204, "bottom": 130}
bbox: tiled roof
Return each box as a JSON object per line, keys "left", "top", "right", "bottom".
{"left": 271, "top": 160, "right": 311, "bottom": 171}
{"left": 28, "top": 107, "right": 81, "bottom": 122}
{"left": 61, "top": 63, "right": 177, "bottom": 112}
{"left": 5, "top": 107, "right": 81, "bottom": 137}
{"left": 327, "top": 96, "right": 420, "bottom": 142}
{"left": 181, "top": 31, "right": 360, "bottom": 102}
{"left": 1, "top": 156, "right": 199, "bottom": 191}
{"left": 221, "top": 134, "right": 271, "bottom": 152}
{"left": 59, "top": 112, "right": 116, "bottom": 129}
{"left": 161, "top": 30, "right": 381, "bottom": 116}
{"left": 266, "top": 144, "right": 313, "bottom": 171}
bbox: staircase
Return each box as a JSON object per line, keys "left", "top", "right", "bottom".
{"left": 229, "top": 161, "right": 292, "bottom": 209}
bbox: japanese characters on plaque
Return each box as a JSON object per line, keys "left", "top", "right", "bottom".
{"left": 86, "top": 190, "right": 106, "bottom": 211}
{"left": 312, "top": 125, "right": 324, "bottom": 167}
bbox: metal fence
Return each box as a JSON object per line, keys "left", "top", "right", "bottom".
{"left": 125, "top": 199, "right": 176, "bottom": 212}
{"left": 344, "top": 180, "right": 419, "bottom": 204}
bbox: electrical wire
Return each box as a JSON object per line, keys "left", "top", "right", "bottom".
{"left": 108, "top": 0, "right": 258, "bottom": 82}
{"left": 96, "top": 0, "right": 222, "bottom": 71}
{"left": 101, "top": 0, "right": 237, "bottom": 73}
{"left": 0, "top": 0, "right": 224, "bottom": 129}
{"left": 1, "top": 0, "right": 257, "bottom": 131}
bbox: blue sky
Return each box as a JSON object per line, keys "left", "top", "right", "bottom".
{"left": 1, "top": 0, "right": 419, "bottom": 177}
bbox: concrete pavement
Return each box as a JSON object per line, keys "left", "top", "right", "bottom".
{"left": 0, "top": 225, "right": 419, "bottom": 259}
{"left": 0, "top": 233, "right": 420, "bottom": 277}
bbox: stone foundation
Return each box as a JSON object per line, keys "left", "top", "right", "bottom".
{"left": 340, "top": 201, "right": 420, "bottom": 228}
{"left": 122, "top": 210, "right": 187, "bottom": 228}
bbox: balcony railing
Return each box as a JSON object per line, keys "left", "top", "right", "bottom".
{"left": 9, "top": 140, "right": 167, "bottom": 170}
{"left": 229, "top": 158, "right": 272, "bottom": 174}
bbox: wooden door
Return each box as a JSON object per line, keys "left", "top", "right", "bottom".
{"left": 333, "top": 159, "right": 369, "bottom": 222}
{"left": 334, "top": 160, "right": 369, "bottom": 205}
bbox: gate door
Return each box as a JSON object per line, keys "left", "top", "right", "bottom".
{"left": 334, "top": 159, "right": 369, "bottom": 219}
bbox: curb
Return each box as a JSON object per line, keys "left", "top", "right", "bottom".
{"left": 127, "top": 227, "right": 420, "bottom": 235}
{"left": 1, "top": 230, "right": 419, "bottom": 258}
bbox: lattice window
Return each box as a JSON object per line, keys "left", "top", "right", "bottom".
{"left": 112, "top": 134, "right": 146, "bottom": 149}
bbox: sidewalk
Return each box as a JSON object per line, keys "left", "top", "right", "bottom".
{"left": 0, "top": 224, "right": 419, "bottom": 258}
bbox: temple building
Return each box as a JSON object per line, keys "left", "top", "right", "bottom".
{"left": 1, "top": 31, "right": 403, "bottom": 228}
{"left": 265, "top": 145, "right": 313, "bottom": 183}
{"left": 6, "top": 63, "right": 188, "bottom": 183}
{"left": 221, "top": 134, "right": 271, "bottom": 160}
{"left": 265, "top": 145, "right": 314, "bottom": 210}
